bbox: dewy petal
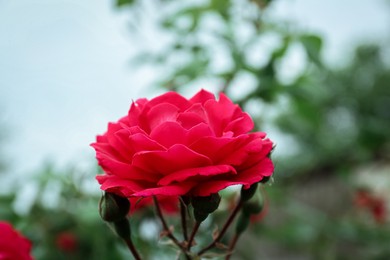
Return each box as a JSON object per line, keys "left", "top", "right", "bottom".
{"left": 189, "top": 89, "right": 216, "bottom": 104}
{"left": 132, "top": 144, "right": 212, "bottom": 175}
{"left": 158, "top": 165, "right": 237, "bottom": 186}
{"left": 132, "top": 181, "right": 196, "bottom": 197}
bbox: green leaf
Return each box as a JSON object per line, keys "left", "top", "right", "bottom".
{"left": 300, "top": 34, "right": 323, "bottom": 65}
{"left": 116, "top": 0, "right": 135, "bottom": 7}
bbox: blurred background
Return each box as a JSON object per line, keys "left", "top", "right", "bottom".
{"left": 1, "top": 0, "right": 389, "bottom": 259}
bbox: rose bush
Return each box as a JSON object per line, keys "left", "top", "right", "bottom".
{"left": 0, "top": 221, "right": 33, "bottom": 260}
{"left": 92, "top": 89, "right": 274, "bottom": 199}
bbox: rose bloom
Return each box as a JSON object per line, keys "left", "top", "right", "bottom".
{"left": 92, "top": 90, "right": 274, "bottom": 199}
{"left": 0, "top": 221, "right": 33, "bottom": 260}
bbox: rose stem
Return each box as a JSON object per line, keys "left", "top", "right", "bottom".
{"left": 153, "top": 196, "right": 190, "bottom": 259}
{"left": 187, "top": 221, "right": 201, "bottom": 251}
{"left": 179, "top": 198, "right": 189, "bottom": 241}
{"left": 225, "top": 233, "right": 240, "bottom": 260}
{"left": 197, "top": 200, "right": 243, "bottom": 256}
{"left": 124, "top": 238, "right": 142, "bottom": 260}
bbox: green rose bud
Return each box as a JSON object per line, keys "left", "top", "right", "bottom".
{"left": 260, "top": 176, "right": 271, "bottom": 184}
{"left": 113, "top": 218, "right": 131, "bottom": 240}
{"left": 235, "top": 213, "right": 250, "bottom": 234}
{"left": 99, "top": 192, "right": 130, "bottom": 222}
{"left": 242, "top": 200, "right": 263, "bottom": 216}
{"left": 240, "top": 183, "right": 258, "bottom": 202}
{"left": 191, "top": 193, "right": 221, "bottom": 222}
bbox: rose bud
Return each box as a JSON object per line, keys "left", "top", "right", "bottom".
{"left": 260, "top": 176, "right": 271, "bottom": 184}
{"left": 240, "top": 183, "right": 258, "bottom": 202}
{"left": 242, "top": 199, "right": 264, "bottom": 216}
{"left": 191, "top": 193, "right": 221, "bottom": 222}
{"left": 235, "top": 213, "right": 250, "bottom": 235}
{"left": 113, "top": 218, "right": 131, "bottom": 240}
{"left": 99, "top": 192, "right": 130, "bottom": 222}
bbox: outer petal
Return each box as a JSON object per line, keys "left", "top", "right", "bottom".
{"left": 97, "top": 175, "right": 148, "bottom": 196}
{"left": 189, "top": 89, "right": 216, "bottom": 104}
{"left": 132, "top": 182, "right": 196, "bottom": 197}
{"left": 190, "top": 158, "right": 274, "bottom": 196}
{"left": 146, "top": 92, "right": 191, "bottom": 111}
{"left": 158, "top": 165, "right": 237, "bottom": 186}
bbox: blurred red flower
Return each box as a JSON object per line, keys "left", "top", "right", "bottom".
{"left": 55, "top": 232, "right": 78, "bottom": 253}
{"left": 0, "top": 221, "right": 33, "bottom": 260}
{"left": 355, "top": 190, "right": 387, "bottom": 224}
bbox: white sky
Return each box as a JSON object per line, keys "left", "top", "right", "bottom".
{"left": 0, "top": 0, "right": 389, "bottom": 177}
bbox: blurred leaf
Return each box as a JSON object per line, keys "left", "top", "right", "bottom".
{"left": 300, "top": 34, "right": 323, "bottom": 65}
{"left": 116, "top": 0, "right": 135, "bottom": 7}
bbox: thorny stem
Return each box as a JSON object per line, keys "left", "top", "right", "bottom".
{"left": 225, "top": 233, "right": 240, "bottom": 260}
{"left": 197, "top": 200, "right": 243, "bottom": 256}
{"left": 153, "top": 196, "right": 190, "bottom": 260}
{"left": 187, "top": 221, "right": 201, "bottom": 251}
{"left": 124, "top": 238, "right": 142, "bottom": 260}
{"left": 180, "top": 198, "right": 189, "bottom": 241}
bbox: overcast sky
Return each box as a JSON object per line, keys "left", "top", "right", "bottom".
{"left": 0, "top": 0, "right": 389, "bottom": 177}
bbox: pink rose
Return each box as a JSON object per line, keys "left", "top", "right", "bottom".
{"left": 0, "top": 221, "right": 33, "bottom": 260}
{"left": 92, "top": 89, "right": 274, "bottom": 198}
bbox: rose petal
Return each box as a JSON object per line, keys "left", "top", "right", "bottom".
{"left": 132, "top": 181, "right": 196, "bottom": 197}
{"left": 158, "top": 165, "right": 237, "bottom": 186}
{"left": 177, "top": 109, "right": 207, "bottom": 129}
{"left": 191, "top": 180, "right": 244, "bottom": 196}
{"left": 128, "top": 98, "right": 148, "bottom": 127}
{"left": 190, "top": 89, "right": 216, "bottom": 104}
{"left": 233, "top": 157, "right": 274, "bottom": 186}
{"left": 224, "top": 113, "right": 254, "bottom": 135}
{"left": 145, "top": 102, "right": 180, "bottom": 130}
{"left": 150, "top": 121, "right": 188, "bottom": 148}
{"left": 132, "top": 144, "right": 212, "bottom": 175}
{"left": 97, "top": 175, "right": 147, "bottom": 196}
{"left": 189, "top": 135, "right": 250, "bottom": 164}
{"left": 147, "top": 92, "right": 191, "bottom": 111}
{"left": 204, "top": 93, "right": 242, "bottom": 136}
